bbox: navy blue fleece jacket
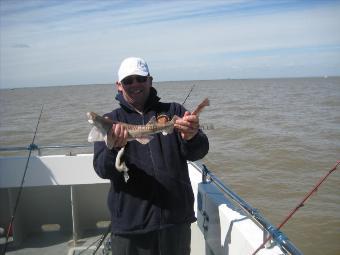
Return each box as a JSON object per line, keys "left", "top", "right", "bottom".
{"left": 93, "top": 88, "right": 209, "bottom": 234}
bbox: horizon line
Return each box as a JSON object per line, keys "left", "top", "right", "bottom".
{"left": 1, "top": 75, "right": 339, "bottom": 90}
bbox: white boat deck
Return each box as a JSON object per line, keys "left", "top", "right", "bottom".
{"left": 0, "top": 154, "right": 300, "bottom": 255}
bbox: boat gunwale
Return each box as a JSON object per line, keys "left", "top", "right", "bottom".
{"left": 189, "top": 160, "right": 302, "bottom": 255}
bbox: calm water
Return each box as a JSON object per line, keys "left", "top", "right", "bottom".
{"left": 1, "top": 77, "right": 340, "bottom": 254}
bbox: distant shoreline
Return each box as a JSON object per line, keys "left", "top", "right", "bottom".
{"left": 1, "top": 76, "right": 339, "bottom": 90}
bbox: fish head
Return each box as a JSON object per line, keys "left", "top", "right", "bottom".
{"left": 86, "top": 112, "right": 113, "bottom": 133}
{"left": 86, "top": 112, "right": 97, "bottom": 124}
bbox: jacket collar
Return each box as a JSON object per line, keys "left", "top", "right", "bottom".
{"left": 115, "top": 87, "right": 160, "bottom": 113}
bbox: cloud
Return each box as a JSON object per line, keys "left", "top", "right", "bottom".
{"left": 1, "top": 0, "right": 340, "bottom": 88}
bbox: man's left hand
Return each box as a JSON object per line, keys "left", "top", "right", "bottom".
{"left": 174, "top": 111, "right": 199, "bottom": 141}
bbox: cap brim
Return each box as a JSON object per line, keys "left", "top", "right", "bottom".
{"left": 119, "top": 70, "right": 149, "bottom": 82}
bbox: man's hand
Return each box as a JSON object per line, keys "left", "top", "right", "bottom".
{"left": 174, "top": 111, "right": 199, "bottom": 141}
{"left": 105, "top": 123, "right": 128, "bottom": 149}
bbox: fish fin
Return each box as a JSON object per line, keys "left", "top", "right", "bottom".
{"left": 162, "top": 130, "right": 173, "bottom": 135}
{"left": 146, "top": 116, "right": 157, "bottom": 125}
{"left": 161, "top": 115, "right": 178, "bottom": 135}
{"left": 136, "top": 136, "right": 153, "bottom": 144}
{"left": 88, "top": 126, "right": 106, "bottom": 142}
{"left": 162, "top": 125, "right": 174, "bottom": 135}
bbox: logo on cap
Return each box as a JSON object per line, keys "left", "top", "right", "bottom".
{"left": 137, "top": 60, "right": 147, "bottom": 70}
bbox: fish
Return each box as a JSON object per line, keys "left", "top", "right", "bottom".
{"left": 87, "top": 98, "right": 209, "bottom": 182}
{"left": 86, "top": 112, "right": 178, "bottom": 144}
{"left": 86, "top": 112, "right": 178, "bottom": 182}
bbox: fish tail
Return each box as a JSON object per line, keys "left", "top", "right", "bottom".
{"left": 192, "top": 98, "right": 209, "bottom": 115}
{"left": 115, "top": 147, "right": 129, "bottom": 172}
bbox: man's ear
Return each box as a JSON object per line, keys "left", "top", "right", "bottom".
{"left": 116, "top": 81, "right": 123, "bottom": 92}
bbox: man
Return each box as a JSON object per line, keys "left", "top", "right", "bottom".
{"left": 93, "top": 57, "right": 209, "bottom": 255}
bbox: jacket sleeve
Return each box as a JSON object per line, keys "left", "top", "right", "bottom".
{"left": 179, "top": 130, "right": 209, "bottom": 161}
{"left": 93, "top": 141, "right": 122, "bottom": 179}
{"left": 92, "top": 111, "right": 122, "bottom": 180}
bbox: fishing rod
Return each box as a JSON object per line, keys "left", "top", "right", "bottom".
{"left": 77, "top": 223, "right": 111, "bottom": 255}
{"left": 1, "top": 105, "right": 44, "bottom": 255}
{"left": 252, "top": 161, "right": 340, "bottom": 255}
{"left": 92, "top": 223, "right": 111, "bottom": 255}
{"left": 182, "top": 84, "right": 195, "bottom": 106}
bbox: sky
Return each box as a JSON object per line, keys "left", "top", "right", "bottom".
{"left": 0, "top": 0, "right": 340, "bottom": 88}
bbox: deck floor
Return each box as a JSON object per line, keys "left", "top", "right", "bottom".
{"left": 1, "top": 223, "right": 205, "bottom": 255}
{"left": 1, "top": 231, "right": 108, "bottom": 255}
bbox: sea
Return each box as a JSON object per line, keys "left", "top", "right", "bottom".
{"left": 1, "top": 77, "right": 339, "bottom": 255}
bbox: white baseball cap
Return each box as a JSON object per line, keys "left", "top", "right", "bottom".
{"left": 118, "top": 57, "right": 150, "bottom": 82}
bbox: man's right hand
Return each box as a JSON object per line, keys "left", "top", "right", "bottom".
{"left": 105, "top": 123, "right": 128, "bottom": 149}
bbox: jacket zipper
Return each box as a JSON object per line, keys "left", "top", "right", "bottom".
{"left": 141, "top": 111, "right": 162, "bottom": 227}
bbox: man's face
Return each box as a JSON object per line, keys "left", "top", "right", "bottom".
{"left": 117, "top": 75, "right": 152, "bottom": 111}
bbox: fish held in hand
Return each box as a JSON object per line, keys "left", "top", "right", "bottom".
{"left": 86, "top": 98, "right": 209, "bottom": 183}
{"left": 87, "top": 112, "right": 178, "bottom": 144}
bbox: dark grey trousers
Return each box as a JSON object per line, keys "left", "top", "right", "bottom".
{"left": 111, "top": 224, "right": 191, "bottom": 255}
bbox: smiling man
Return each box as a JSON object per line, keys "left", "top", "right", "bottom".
{"left": 116, "top": 58, "right": 152, "bottom": 112}
{"left": 93, "top": 57, "right": 209, "bottom": 255}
